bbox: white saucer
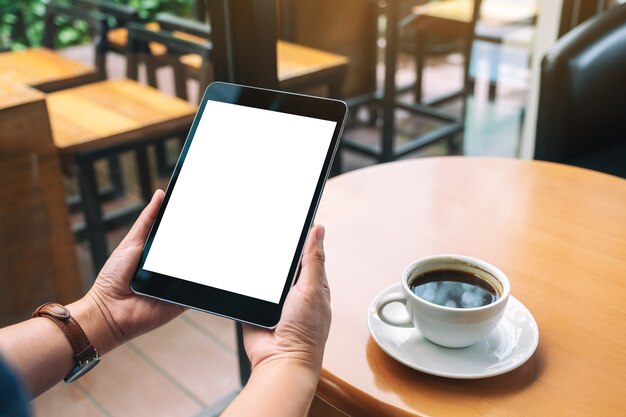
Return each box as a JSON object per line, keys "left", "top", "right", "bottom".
{"left": 368, "top": 283, "right": 539, "bottom": 379}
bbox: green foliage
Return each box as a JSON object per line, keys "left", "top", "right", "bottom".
{"left": 109, "top": 0, "right": 193, "bottom": 21}
{"left": 0, "top": 0, "right": 49, "bottom": 50}
{"left": 0, "top": 0, "right": 194, "bottom": 50}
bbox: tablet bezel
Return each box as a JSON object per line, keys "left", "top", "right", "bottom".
{"left": 130, "top": 82, "right": 347, "bottom": 328}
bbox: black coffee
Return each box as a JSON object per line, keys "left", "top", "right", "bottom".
{"left": 409, "top": 269, "right": 499, "bottom": 308}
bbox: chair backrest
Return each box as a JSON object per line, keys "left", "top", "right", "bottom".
{"left": 156, "top": 12, "right": 212, "bottom": 40}
{"left": 535, "top": 3, "right": 626, "bottom": 162}
{"left": 74, "top": 0, "right": 140, "bottom": 28}
{"left": 125, "top": 21, "right": 213, "bottom": 98}
{"left": 43, "top": 2, "right": 110, "bottom": 79}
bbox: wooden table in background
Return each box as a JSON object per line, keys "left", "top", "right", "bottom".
{"left": 0, "top": 82, "right": 83, "bottom": 325}
{"left": 311, "top": 157, "right": 626, "bottom": 416}
{"left": 0, "top": 47, "right": 99, "bottom": 92}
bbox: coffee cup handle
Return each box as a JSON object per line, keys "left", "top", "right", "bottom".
{"left": 375, "top": 293, "right": 413, "bottom": 328}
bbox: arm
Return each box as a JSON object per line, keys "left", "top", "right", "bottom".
{"left": 221, "top": 225, "right": 331, "bottom": 417}
{"left": 0, "top": 190, "right": 184, "bottom": 397}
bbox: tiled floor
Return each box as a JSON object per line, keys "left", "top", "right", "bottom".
{"left": 30, "top": 48, "right": 243, "bottom": 417}
{"left": 31, "top": 35, "right": 529, "bottom": 416}
{"left": 32, "top": 312, "right": 240, "bottom": 417}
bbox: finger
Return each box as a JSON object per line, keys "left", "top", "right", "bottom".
{"left": 297, "top": 225, "right": 327, "bottom": 288}
{"left": 121, "top": 190, "right": 164, "bottom": 247}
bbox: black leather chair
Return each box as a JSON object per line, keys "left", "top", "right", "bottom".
{"left": 534, "top": 4, "right": 626, "bottom": 178}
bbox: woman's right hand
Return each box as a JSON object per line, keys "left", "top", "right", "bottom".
{"left": 242, "top": 225, "right": 331, "bottom": 375}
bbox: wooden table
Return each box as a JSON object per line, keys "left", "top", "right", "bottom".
{"left": 0, "top": 82, "right": 82, "bottom": 324}
{"left": 312, "top": 157, "right": 626, "bottom": 416}
{"left": 0, "top": 47, "right": 99, "bottom": 92}
{"left": 47, "top": 79, "right": 196, "bottom": 271}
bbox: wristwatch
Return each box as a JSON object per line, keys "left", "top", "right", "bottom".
{"left": 32, "top": 303, "right": 101, "bottom": 383}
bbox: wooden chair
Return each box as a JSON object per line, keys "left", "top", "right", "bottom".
{"left": 78, "top": 0, "right": 206, "bottom": 92}
{"left": 407, "top": 0, "right": 483, "bottom": 105}
{"left": 407, "top": 0, "right": 537, "bottom": 103}
{"left": 0, "top": 82, "right": 83, "bottom": 326}
{"left": 471, "top": 0, "right": 537, "bottom": 100}
{"left": 40, "top": 1, "right": 140, "bottom": 82}
{"left": 78, "top": 8, "right": 208, "bottom": 177}
{"left": 71, "top": 0, "right": 142, "bottom": 79}
{"left": 37, "top": 1, "right": 192, "bottom": 186}
{"left": 40, "top": 2, "right": 141, "bottom": 199}
{"left": 125, "top": 21, "right": 213, "bottom": 100}
{"left": 108, "top": 16, "right": 215, "bottom": 174}
{"left": 105, "top": 11, "right": 349, "bottom": 101}
{"left": 89, "top": 5, "right": 217, "bottom": 174}
{"left": 39, "top": 5, "right": 199, "bottom": 271}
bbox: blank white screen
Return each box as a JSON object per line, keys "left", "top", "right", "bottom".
{"left": 143, "top": 100, "right": 336, "bottom": 304}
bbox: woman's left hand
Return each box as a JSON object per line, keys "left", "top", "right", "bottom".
{"left": 73, "top": 190, "right": 185, "bottom": 354}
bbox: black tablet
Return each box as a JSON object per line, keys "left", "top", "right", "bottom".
{"left": 131, "top": 82, "right": 347, "bottom": 328}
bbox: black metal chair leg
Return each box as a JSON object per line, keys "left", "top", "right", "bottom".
{"left": 367, "top": 102, "right": 379, "bottom": 126}
{"left": 154, "top": 140, "right": 171, "bottom": 177}
{"left": 414, "top": 28, "right": 426, "bottom": 104}
{"left": 77, "top": 154, "right": 109, "bottom": 273}
{"left": 447, "top": 132, "right": 464, "bottom": 155}
{"left": 488, "top": 81, "right": 497, "bottom": 101}
{"left": 135, "top": 145, "right": 153, "bottom": 202}
{"left": 106, "top": 156, "right": 124, "bottom": 196}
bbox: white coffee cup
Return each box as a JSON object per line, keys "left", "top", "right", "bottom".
{"left": 376, "top": 255, "right": 510, "bottom": 348}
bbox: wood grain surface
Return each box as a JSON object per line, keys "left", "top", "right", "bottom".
{"left": 179, "top": 40, "right": 348, "bottom": 87}
{"left": 274, "top": 41, "right": 349, "bottom": 87}
{"left": 312, "top": 157, "right": 626, "bottom": 417}
{"left": 108, "top": 24, "right": 347, "bottom": 89}
{"left": 0, "top": 47, "right": 99, "bottom": 91}
{"left": 0, "top": 83, "right": 82, "bottom": 325}
{"left": 47, "top": 79, "right": 196, "bottom": 156}
{"left": 412, "top": 0, "right": 538, "bottom": 24}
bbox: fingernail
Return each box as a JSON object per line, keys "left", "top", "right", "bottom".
{"left": 316, "top": 225, "right": 325, "bottom": 247}
{"left": 152, "top": 189, "right": 163, "bottom": 202}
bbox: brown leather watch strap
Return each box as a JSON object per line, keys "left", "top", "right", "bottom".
{"left": 32, "top": 303, "right": 98, "bottom": 368}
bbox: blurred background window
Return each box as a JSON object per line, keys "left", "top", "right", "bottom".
{"left": 0, "top": 0, "right": 194, "bottom": 50}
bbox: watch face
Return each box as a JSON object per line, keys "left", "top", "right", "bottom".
{"left": 64, "top": 356, "right": 101, "bottom": 383}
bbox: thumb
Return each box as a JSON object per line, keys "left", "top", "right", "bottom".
{"left": 120, "top": 189, "right": 164, "bottom": 248}
{"left": 297, "top": 225, "right": 327, "bottom": 288}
